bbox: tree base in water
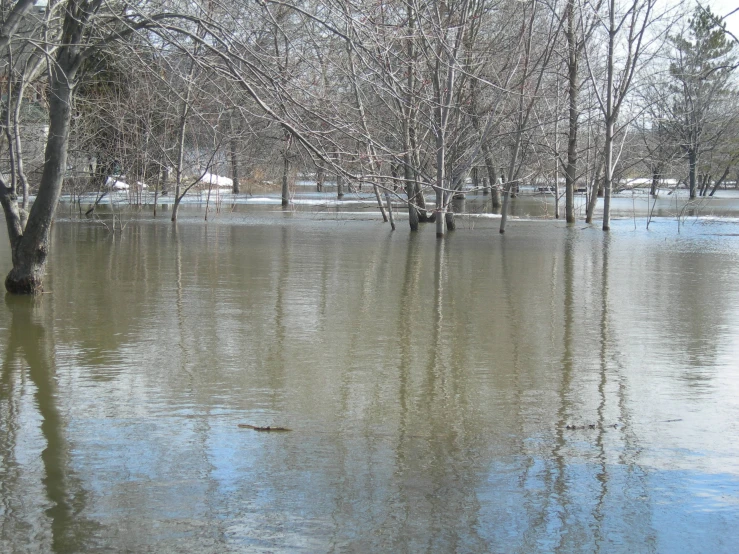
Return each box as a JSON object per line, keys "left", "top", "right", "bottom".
{"left": 5, "top": 269, "right": 43, "bottom": 295}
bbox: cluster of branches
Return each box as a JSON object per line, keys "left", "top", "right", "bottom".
{"left": 0, "top": 0, "right": 737, "bottom": 293}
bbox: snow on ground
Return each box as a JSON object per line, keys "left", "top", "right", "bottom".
{"left": 106, "top": 177, "right": 129, "bottom": 190}
{"left": 199, "top": 173, "right": 233, "bottom": 188}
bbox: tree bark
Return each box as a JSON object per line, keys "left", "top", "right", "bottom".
{"left": 709, "top": 165, "right": 731, "bottom": 196}
{"left": 499, "top": 172, "right": 510, "bottom": 234}
{"left": 499, "top": 184, "right": 511, "bottom": 234}
{"left": 688, "top": 148, "right": 697, "bottom": 199}
{"left": 316, "top": 166, "right": 324, "bottom": 192}
{"left": 650, "top": 167, "right": 659, "bottom": 196}
{"left": 565, "top": 0, "right": 578, "bottom": 223}
{"left": 281, "top": 148, "right": 290, "bottom": 207}
{"left": 230, "top": 138, "right": 240, "bottom": 194}
{"left": 586, "top": 157, "right": 602, "bottom": 223}
{"left": 385, "top": 191, "right": 395, "bottom": 231}
{"left": 3, "top": 6, "right": 82, "bottom": 294}
{"left": 336, "top": 172, "right": 344, "bottom": 199}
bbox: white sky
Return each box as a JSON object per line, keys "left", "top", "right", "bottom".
{"left": 704, "top": 0, "right": 739, "bottom": 38}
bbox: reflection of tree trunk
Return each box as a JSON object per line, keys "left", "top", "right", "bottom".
{"left": 593, "top": 234, "right": 610, "bottom": 533}
{"left": 396, "top": 234, "right": 420, "bottom": 516}
{"left": 551, "top": 234, "right": 574, "bottom": 527}
{"left": 4, "top": 297, "right": 95, "bottom": 550}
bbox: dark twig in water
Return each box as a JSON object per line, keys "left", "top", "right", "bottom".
{"left": 565, "top": 423, "right": 618, "bottom": 430}
{"left": 238, "top": 424, "right": 291, "bottom": 432}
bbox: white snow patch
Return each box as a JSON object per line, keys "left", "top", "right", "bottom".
{"left": 199, "top": 172, "right": 233, "bottom": 188}
{"left": 106, "top": 177, "right": 129, "bottom": 190}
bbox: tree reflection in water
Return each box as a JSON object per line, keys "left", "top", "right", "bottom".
{"left": 1, "top": 296, "right": 98, "bottom": 553}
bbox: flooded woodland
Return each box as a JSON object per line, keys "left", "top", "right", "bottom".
{"left": 2, "top": 192, "right": 739, "bottom": 552}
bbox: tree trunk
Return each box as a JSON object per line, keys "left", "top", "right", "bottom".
{"left": 414, "top": 177, "right": 429, "bottom": 220}
{"left": 699, "top": 173, "right": 710, "bottom": 197}
{"left": 3, "top": 52, "right": 74, "bottom": 294}
{"left": 491, "top": 184, "right": 501, "bottom": 209}
{"left": 499, "top": 171, "right": 510, "bottom": 234}
{"left": 688, "top": 148, "right": 697, "bottom": 199}
{"left": 709, "top": 166, "right": 731, "bottom": 197}
{"left": 445, "top": 191, "right": 457, "bottom": 231}
{"left": 435, "top": 132, "right": 445, "bottom": 238}
{"left": 650, "top": 168, "right": 659, "bottom": 196}
{"left": 316, "top": 166, "right": 324, "bottom": 192}
{"left": 403, "top": 154, "right": 419, "bottom": 231}
{"left": 481, "top": 147, "right": 500, "bottom": 209}
{"left": 499, "top": 184, "right": 511, "bottom": 234}
{"left": 230, "top": 138, "right": 240, "bottom": 194}
{"left": 385, "top": 191, "right": 395, "bottom": 231}
{"left": 565, "top": 0, "right": 578, "bottom": 224}
{"left": 336, "top": 172, "right": 344, "bottom": 199}
{"left": 435, "top": 187, "right": 445, "bottom": 237}
{"left": 586, "top": 157, "right": 602, "bottom": 223}
{"left": 602, "top": 116, "right": 614, "bottom": 231}
{"left": 281, "top": 150, "right": 290, "bottom": 207}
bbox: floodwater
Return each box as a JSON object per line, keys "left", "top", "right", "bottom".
{"left": 2, "top": 199, "right": 739, "bottom": 552}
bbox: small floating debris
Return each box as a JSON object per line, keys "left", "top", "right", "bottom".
{"left": 238, "top": 424, "right": 291, "bottom": 432}
{"left": 564, "top": 423, "right": 618, "bottom": 430}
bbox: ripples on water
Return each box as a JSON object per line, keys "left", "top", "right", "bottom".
{"left": 1, "top": 207, "right": 739, "bottom": 552}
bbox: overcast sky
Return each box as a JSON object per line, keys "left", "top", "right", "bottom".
{"left": 705, "top": 0, "right": 739, "bottom": 37}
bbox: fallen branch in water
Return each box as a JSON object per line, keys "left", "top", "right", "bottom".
{"left": 238, "top": 424, "right": 291, "bottom": 432}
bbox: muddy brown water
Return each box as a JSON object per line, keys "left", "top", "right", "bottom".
{"left": 1, "top": 206, "right": 739, "bottom": 552}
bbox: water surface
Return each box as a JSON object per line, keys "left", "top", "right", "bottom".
{"left": 1, "top": 208, "right": 739, "bottom": 552}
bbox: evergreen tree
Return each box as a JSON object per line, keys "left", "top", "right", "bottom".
{"left": 668, "top": 6, "right": 736, "bottom": 198}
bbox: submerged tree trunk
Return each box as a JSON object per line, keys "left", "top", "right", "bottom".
{"left": 2, "top": 9, "right": 82, "bottom": 294}
{"left": 4, "top": 81, "right": 71, "bottom": 293}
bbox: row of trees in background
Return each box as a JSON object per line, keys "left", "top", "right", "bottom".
{"left": 0, "top": 0, "right": 737, "bottom": 293}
